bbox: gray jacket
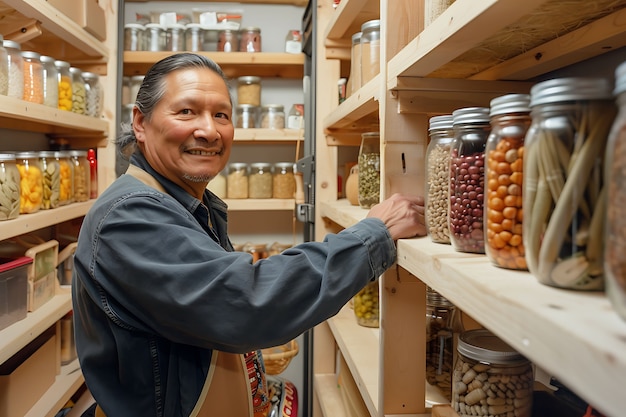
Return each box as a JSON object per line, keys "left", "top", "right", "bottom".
{"left": 72, "top": 152, "right": 396, "bottom": 416}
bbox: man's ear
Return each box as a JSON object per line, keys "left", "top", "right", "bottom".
{"left": 132, "top": 106, "right": 145, "bottom": 142}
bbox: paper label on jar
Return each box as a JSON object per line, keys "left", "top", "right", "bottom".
{"left": 285, "top": 40, "right": 302, "bottom": 54}
{"left": 287, "top": 115, "right": 302, "bottom": 129}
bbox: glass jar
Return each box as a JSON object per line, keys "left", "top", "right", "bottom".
{"left": 184, "top": 23, "right": 203, "bottom": 52}
{"left": 353, "top": 280, "right": 379, "bottom": 328}
{"left": 287, "top": 104, "right": 304, "bottom": 129}
{"left": 38, "top": 151, "right": 61, "bottom": 210}
{"left": 237, "top": 76, "right": 261, "bottom": 106}
{"left": 87, "top": 148, "right": 98, "bottom": 199}
{"left": 449, "top": 107, "right": 490, "bottom": 254}
{"left": 124, "top": 23, "right": 145, "bottom": 51}
{"left": 40, "top": 55, "right": 59, "bottom": 108}
{"left": 248, "top": 162, "right": 273, "bottom": 199}
{"left": 260, "top": 104, "right": 285, "bottom": 129}
{"left": 272, "top": 162, "right": 295, "bottom": 199}
{"left": 21, "top": 51, "right": 44, "bottom": 104}
{"left": 285, "top": 29, "right": 302, "bottom": 54}
{"left": 235, "top": 104, "right": 259, "bottom": 129}
{"left": 82, "top": 72, "right": 103, "bottom": 118}
{"left": 0, "top": 153, "right": 20, "bottom": 220}
{"left": 268, "top": 242, "right": 292, "bottom": 256}
{"left": 524, "top": 77, "right": 615, "bottom": 290}
{"left": 358, "top": 131, "right": 380, "bottom": 209}
{"left": 426, "top": 115, "right": 454, "bottom": 244}
{"left": 55, "top": 151, "right": 73, "bottom": 206}
{"left": 485, "top": 94, "right": 531, "bottom": 270}
{"left": 145, "top": 23, "right": 166, "bottom": 52}
{"left": 0, "top": 35, "right": 9, "bottom": 96}
{"left": 165, "top": 23, "right": 185, "bottom": 51}
{"left": 426, "top": 287, "right": 457, "bottom": 401}
{"left": 55, "top": 60, "right": 72, "bottom": 111}
{"left": 452, "top": 329, "right": 533, "bottom": 417}
{"left": 218, "top": 29, "right": 238, "bottom": 52}
{"left": 129, "top": 75, "right": 144, "bottom": 104}
{"left": 606, "top": 62, "right": 626, "bottom": 322}
{"left": 207, "top": 171, "right": 226, "bottom": 199}
{"left": 360, "top": 20, "right": 380, "bottom": 85}
{"left": 69, "top": 150, "right": 90, "bottom": 202}
{"left": 4, "top": 40, "right": 23, "bottom": 100}
{"left": 349, "top": 31, "right": 362, "bottom": 95}
{"left": 227, "top": 162, "right": 249, "bottom": 199}
{"left": 69, "top": 67, "right": 86, "bottom": 115}
{"left": 243, "top": 242, "right": 268, "bottom": 263}
{"left": 15, "top": 151, "right": 43, "bottom": 214}
{"left": 239, "top": 27, "right": 262, "bottom": 52}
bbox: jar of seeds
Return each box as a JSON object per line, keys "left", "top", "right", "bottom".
{"left": 260, "top": 104, "right": 285, "bottom": 129}
{"left": 353, "top": 280, "right": 379, "bottom": 328}
{"left": 248, "top": 162, "right": 273, "bottom": 199}
{"left": 272, "top": 162, "right": 295, "bottom": 199}
{"left": 0, "top": 153, "right": 20, "bottom": 220}
{"left": 38, "top": 151, "right": 60, "bottom": 210}
{"left": 358, "top": 131, "right": 380, "bottom": 209}
{"left": 227, "top": 162, "right": 249, "bottom": 199}
{"left": 69, "top": 150, "right": 90, "bottom": 202}
{"left": 69, "top": 67, "right": 86, "bottom": 115}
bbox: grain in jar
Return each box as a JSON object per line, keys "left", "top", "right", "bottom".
{"left": 55, "top": 60, "right": 72, "bottom": 111}
{"left": 82, "top": 72, "right": 103, "bottom": 118}
{"left": 484, "top": 94, "right": 531, "bottom": 271}
{"left": 235, "top": 104, "right": 259, "bottom": 129}
{"left": 360, "top": 20, "right": 380, "bottom": 85}
{"left": 165, "top": 23, "right": 185, "bottom": 51}
{"left": 237, "top": 76, "right": 261, "bottom": 106}
{"left": 0, "top": 36, "right": 8, "bottom": 96}
{"left": 69, "top": 150, "right": 90, "bottom": 202}
{"left": 358, "top": 131, "right": 380, "bottom": 209}
{"left": 227, "top": 162, "right": 249, "bottom": 199}
{"left": 40, "top": 55, "right": 59, "bottom": 108}
{"left": 0, "top": 153, "right": 20, "bottom": 220}
{"left": 272, "top": 162, "right": 295, "bottom": 199}
{"left": 260, "top": 104, "right": 285, "bottom": 129}
{"left": 4, "top": 40, "right": 23, "bottom": 100}
{"left": 353, "top": 280, "right": 379, "bottom": 327}
{"left": 69, "top": 67, "right": 86, "bottom": 115}
{"left": 348, "top": 32, "right": 362, "bottom": 95}
{"left": 218, "top": 29, "right": 238, "bottom": 52}
{"left": 15, "top": 151, "right": 43, "bottom": 214}
{"left": 38, "top": 151, "right": 60, "bottom": 210}
{"left": 248, "top": 162, "right": 273, "bottom": 199}
{"left": 239, "top": 27, "right": 262, "bottom": 52}
{"left": 21, "top": 51, "right": 44, "bottom": 104}
{"left": 124, "top": 23, "right": 145, "bottom": 51}
{"left": 452, "top": 329, "right": 533, "bottom": 417}
{"left": 55, "top": 151, "right": 73, "bottom": 206}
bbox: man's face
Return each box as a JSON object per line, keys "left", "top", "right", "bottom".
{"left": 133, "top": 67, "right": 234, "bottom": 198}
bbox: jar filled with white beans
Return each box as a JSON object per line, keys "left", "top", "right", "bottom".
{"left": 4, "top": 40, "right": 23, "bottom": 100}
{"left": 82, "top": 72, "right": 103, "bottom": 118}
{"left": 40, "top": 55, "right": 59, "bottom": 108}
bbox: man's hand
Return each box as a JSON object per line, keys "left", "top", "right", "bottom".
{"left": 366, "top": 194, "right": 427, "bottom": 240}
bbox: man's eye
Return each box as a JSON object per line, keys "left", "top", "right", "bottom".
{"left": 215, "top": 112, "right": 230, "bottom": 120}
{"left": 180, "top": 109, "right": 192, "bottom": 115}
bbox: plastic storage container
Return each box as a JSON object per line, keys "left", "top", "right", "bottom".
{"left": 4, "top": 40, "right": 23, "bottom": 100}
{"left": 82, "top": 72, "right": 103, "bottom": 118}
{"left": 0, "top": 256, "right": 32, "bottom": 331}
{"left": 69, "top": 67, "right": 86, "bottom": 114}
{"left": 425, "top": 114, "right": 454, "bottom": 244}
{"left": 248, "top": 162, "right": 273, "bottom": 199}
{"left": 272, "top": 162, "right": 295, "bottom": 199}
{"left": 227, "top": 162, "right": 249, "bottom": 199}
{"left": 360, "top": 20, "right": 380, "bottom": 85}
{"left": 124, "top": 23, "right": 145, "bottom": 51}
{"left": 15, "top": 151, "right": 43, "bottom": 214}
{"left": 237, "top": 76, "right": 261, "bottom": 106}
{"left": 235, "top": 104, "right": 259, "bottom": 129}
{"left": 38, "top": 151, "right": 61, "bottom": 210}
{"left": 358, "top": 131, "right": 380, "bottom": 209}
{"left": 353, "top": 280, "right": 379, "bottom": 328}
{"left": 260, "top": 104, "right": 285, "bottom": 129}
{"left": 69, "top": 150, "right": 90, "bottom": 202}
{"left": 524, "top": 77, "right": 615, "bottom": 290}
{"left": 239, "top": 27, "right": 262, "bottom": 52}
{"left": 0, "top": 153, "right": 20, "bottom": 220}
{"left": 55, "top": 60, "right": 72, "bottom": 111}
{"left": 287, "top": 104, "right": 304, "bottom": 129}
{"left": 20, "top": 51, "right": 43, "bottom": 104}
{"left": 0, "top": 35, "right": 9, "bottom": 95}
{"left": 40, "top": 55, "right": 58, "bottom": 108}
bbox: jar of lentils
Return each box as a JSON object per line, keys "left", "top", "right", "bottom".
{"left": 40, "top": 55, "right": 59, "bottom": 108}
{"left": 55, "top": 151, "right": 73, "bottom": 206}
{"left": 524, "top": 78, "right": 615, "bottom": 290}
{"left": 38, "top": 151, "right": 60, "bottom": 210}
{"left": 0, "top": 35, "right": 9, "bottom": 96}
{"left": 0, "top": 153, "right": 20, "bottom": 220}
{"left": 15, "top": 151, "right": 43, "bottom": 214}
{"left": 21, "top": 51, "right": 44, "bottom": 104}
{"left": 55, "top": 60, "right": 72, "bottom": 111}
{"left": 218, "top": 29, "right": 238, "bottom": 52}
{"left": 260, "top": 104, "right": 285, "bottom": 129}
{"left": 358, "top": 131, "right": 380, "bottom": 209}
{"left": 4, "top": 40, "right": 23, "bottom": 100}
{"left": 227, "top": 162, "right": 249, "bottom": 199}
{"left": 449, "top": 107, "right": 490, "bottom": 253}
{"left": 69, "top": 67, "right": 86, "bottom": 115}
{"left": 69, "top": 150, "right": 90, "bottom": 202}
{"left": 425, "top": 114, "right": 454, "bottom": 244}
{"left": 272, "top": 162, "right": 295, "bottom": 199}
{"left": 82, "top": 72, "right": 103, "bottom": 118}
{"left": 248, "top": 162, "right": 273, "bottom": 199}
{"left": 239, "top": 27, "right": 262, "bottom": 52}
{"left": 452, "top": 329, "right": 533, "bottom": 417}
{"left": 484, "top": 94, "right": 531, "bottom": 270}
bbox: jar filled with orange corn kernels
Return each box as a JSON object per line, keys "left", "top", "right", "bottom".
{"left": 55, "top": 60, "right": 72, "bottom": 111}
{"left": 484, "top": 94, "right": 531, "bottom": 270}
{"left": 54, "top": 151, "right": 73, "bottom": 206}
{"left": 15, "top": 151, "right": 43, "bottom": 214}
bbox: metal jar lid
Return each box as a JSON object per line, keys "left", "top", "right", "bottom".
{"left": 428, "top": 114, "right": 453, "bottom": 131}
{"left": 457, "top": 329, "right": 528, "bottom": 365}
{"left": 352, "top": 31, "right": 362, "bottom": 44}
{"left": 0, "top": 153, "right": 15, "bottom": 162}
{"left": 361, "top": 19, "right": 380, "bottom": 32}
{"left": 489, "top": 93, "right": 531, "bottom": 117}
{"left": 452, "top": 107, "right": 490, "bottom": 125}
{"left": 229, "top": 162, "right": 249, "bottom": 171}
{"left": 3, "top": 40, "right": 20, "bottom": 50}
{"left": 262, "top": 104, "right": 284, "bottom": 111}
{"left": 21, "top": 51, "right": 41, "bottom": 60}
{"left": 426, "top": 287, "right": 454, "bottom": 308}
{"left": 529, "top": 77, "right": 612, "bottom": 107}
{"left": 124, "top": 23, "right": 145, "bottom": 30}
{"left": 238, "top": 76, "right": 261, "bottom": 84}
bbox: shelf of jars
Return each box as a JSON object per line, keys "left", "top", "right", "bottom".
{"left": 25, "top": 358, "right": 84, "bottom": 417}
{"left": 127, "top": 0, "right": 308, "bottom": 6}
{"left": 234, "top": 128, "right": 303, "bottom": 143}
{"left": 123, "top": 51, "right": 305, "bottom": 78}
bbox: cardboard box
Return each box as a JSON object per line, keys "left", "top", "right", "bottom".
{"left": 47, "top": 0, "right": 106, "bottom": 41}
{"left": 0, "top": 257, "right": 31, "bottom": 331}
{"left": 0, "top": 327, "right": 57, "bottom": 417}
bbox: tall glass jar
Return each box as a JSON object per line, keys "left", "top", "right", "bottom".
{"left": 145, "top": 23, "right": 166, "bottom": 51}
{"left": 239, "top": 27, "right": 262, "bottom": 52}
{"left": 235, "top": 104, "right": 259, "bottom": 129}
{"left": 272, "top": 162, "right": 295, "bottom": 199}
{"left": 524, "top": 78, "right": 615, "bottom": 290}
{"left": 55, "top": 151, "right": 73, "bottom": 206}
{"left": 606, "top": 61, "right": 626, "bottom": 322}
{"left": 452, "top": 329, "right": 533, "bottom": 417}
{"left": 358, "top": 131, "right": 380, "bottom": 209}
{"left": 248, "top": 162, "right": 273, "bottom": 199}
{"left": 207, "top": 171, "right": 226, "bottom": 199}
{"left": 0, "top": 153, "right": 20, "bottom": 220}
{"left": 353, "top": 280, "right": 379, "bottom": 328}
{"left": 21, "top": 51, "right": 44, "bottom": 104}
{"left": 260, "top": 104, "right": 285, "bottom": 129}
{"left": 360, "top": 20, "right": 380, "bottom": 85}
{"left": 237, "top": 76, "right": 261, "bottom": 106}
{"left": 0, "top": 35, "right": 9, "bottom": 96}
{"left": 449, "top": 107, "right": 490, "bottom": 253}
{"left": 55, "top": 60, "right": 72, "bottom": 111}
{"left": 484, "top": 94, "right": 531, "bottom": 270}
{"left": 38, "top": 151, "right": 60, "bottom": 210}
{"left": 4, "top": 40, "right": 23, "bottom": 100}
{"left": 426, "top": 287, "right": 457, "bottom": 401}
{"left": 227, "top": 162, "right": 249, "bottom": 199}
{"left": 184, "top": 23, "right": 203, "bottom": 51}
{"left": 69, "top": 67, "right": 86, "bottom": 115}
{"left": 218, "top": 29, "right": 238, "bottom": 52}
{"left": 15, "top": 151, "right": 43, "bottom": 214}
{"left": 82, "top": 72, "right": 103, "bottom": 118}
{"left": 165, "top": 23, "right": 185, "bottom": 51}
{"left": 348, "top": 31, "right": 362, "bottom": 96}
{"left": 425, "top": 114, "right": 454, "bottom": 244}
{"left": 124, "top": 23, "right": 145, "bottom": 51}
{"left": 69, "top": 150, "right": 90, "bottom": 202}
{"left": 40, "top": 55, "right": 59, "bottom": 108}
{"left": 284, "top": 29, "right": 302, "bottom": 54}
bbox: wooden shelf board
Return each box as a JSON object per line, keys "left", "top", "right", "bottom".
{"left": 324, "top": 0, "right": 380, "bottom": 43}
{"left": 127, "top": 0, "right": 308, "bottom": 5}
{"left": 314, "top": 373, "right": 347, "bottom": 417}
{"left": 25, "top": 359, "right": 84, "bottom": 417}
{"left": 234, "top": 128, "right": 304, "bottom": 143}
{"left": 319, "top": 199, "right": 366, "bottom": 228}
{"left": 323, "top": 75, "right": 380, "bottom": 132}
{"left": 225, "top": 198, "right": 295, "bottom": 211}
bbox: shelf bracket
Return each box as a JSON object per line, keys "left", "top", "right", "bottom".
{"left": 4, "top": 18, "right": 42, "bottom": 44}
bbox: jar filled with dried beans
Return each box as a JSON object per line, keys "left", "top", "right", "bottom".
{"left": 69, "top": 67, "right": 86, "bottom": 115}
{"left": 248, "top": 162, "right": 273, "bottom": 199}
{"left": 358, "top": 131, "right": 380, "bottom": 209}
{"left": 449, "top": 107, "right": 490, "bottom": 253}
{"left": 0, "top": 153, "right": 20, "bottom": 220}
{"left": 38, "top": 151, "right": 60, "bottom": 210}
{"left": 69, "top": 150, "right": 90, "bottom": 202}
{"left": 227, "top": 162, "right": 249, "bottom": 199}
{"left": 272, "top": 162, "right": 295, "bottom": 199}
{"left": 484, "top": 94, "right": 531, "bottom": 270}
{"left": 239, "top": 27, "right": 261, "bottom": 52}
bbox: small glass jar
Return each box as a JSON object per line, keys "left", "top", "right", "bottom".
{"left": 207, "top": 171, "right": 226, "bottom": 199}
{"left": 235, "top": 104, "right": 259, "bottom": 129}
{"left": 55, "top": 60, "right": 72, "bottom": 111}
{"left": 227, "top": 162, "right": 249, "bottom": 199}
{"left": 40, "top": 55, "right": 59, "bottom": 108}
{"left": 69, "top": 67, "right": 86, "bottom": 115}
{"left": 15, "top": 151, "right": 43, "bottom": 214}
{"left": 124, "top": 23, "right": 145, "bottom": 51}
{"left": 237, "top": 76, "right": 261, "bottom": 106}
{"left": 272, "top": 162, "right": 295, "bottom": 199}
{"left": 38, "top": 151, "right": 61, "bottom": 210}
{"left": 82, "top": 72, "right": 103, "bottom": 118}
{"left": 55, "top": 151, "right": 73, "bottom": 206}
{"left": 358, "top": 131, "right": 380, "bottom": 209}
{"left": 287, "top": 104, "right": 304, "bottom": 129}
{"left": 268, "top": 242, "right": 292, "bottom": 256}
{"left": 4, "top": 40, "right": 24, "bottom": 100}
{"left": 240, "top": 27, "right": 262, "bottom": 52}
{"left": 69, "top": 150, "right": 90, "bottom": 202}
{"left": 285, "top": 29, "right": 302, "bottom": 54}
{"left": 165, "top": 23, "right": 185, "bottom": 51}
{"left": 485, "top": 94, "right": 531, "bottom": 271}
{"left": 452, "top": 329, "right": 533, "bottom": 417}
{"left": 0, "top": 35, "right": 9, "bottom": 96}
{"left": 260, "top": 104, "right": 285, "bottom": 129}
{"left": 248, "top": 162, "right": 273, "bottom": 199}
{"left": 524, "top": 78, "right": 615, "bottom": 290}
{"left": 243, "top": 242, "right": 268, "bottom": 263}
{"left": 145, "top": 23, "right": 166, "bottom": 52}
{"left": 218, "top": 29, "right": 238, "bottom": 52}
{"left": 360, "top": 20, "right": 380, "bottom": 85}
{"left": 21, "top": 51, "right": 44, "bottom": 104}
{"left": 353, "top": 280, "right": 379, "bottom": 328}
{"left": 449, "top": 107, "right": 490, "bottom": 254}
{"left": 184, "top": 23, "right": 203, "bottom": 52}
{"left": 0, "top": 153, "right": 20, "bottom": 220}
{"left": 349, "top": 31, "right": 362, "bottom": 95}
{"left": 129, "top": 75, "right": 144, "bottom": 104}
{"left": 87, "top": 148, "right": 98, "bottom": 199}
{"left": 425, "top": 115, "right": 454, "bottom": 244}
{"left": 426, "top": 287, "right": 457, "bottom": 401}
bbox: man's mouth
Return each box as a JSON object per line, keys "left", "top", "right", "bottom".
{"left": 187, "top": 150, "right": 221, "bottom": 156}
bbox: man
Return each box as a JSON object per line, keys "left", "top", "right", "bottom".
{"left": 73, "top": 53, "right": 426, "bottom": 416}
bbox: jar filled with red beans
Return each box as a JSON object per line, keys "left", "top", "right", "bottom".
{"left": 449, "top": 107, "right": 490, "bottom": 253}
{"left": 484, "top": 94, "right": 531, "bottom": 270}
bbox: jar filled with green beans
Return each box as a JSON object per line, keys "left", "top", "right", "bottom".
{"left": 358, "top": 131, "right": 380, "bottom": 209}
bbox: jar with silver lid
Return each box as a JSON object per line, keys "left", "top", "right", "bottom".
{"left": 237, "top": 76, "right": 261, "bottom": 107}
{"left": 40, "top": 55, "right": 58, "bottom": 107}
{"left": 272, "top": 162, "right": 295, "bottom": 199}
{"left": 285, "top": 29, "right": 302, "bottom": 54}
{"left": 227, "top": 162, "right": 249, "bottom": 199}
{"left": 218, "top": 29, "right": 238, "bottom": 52}
{"left": 349, "top": 31, "right": 362, "bottom": 95}
{"left": 0, "top": 153, "right": 20, "bottom": 220}
{"left": 124, "top": 23, "right": 145, "bottom": 51}
{"left": 184, "top": 23, "right": 203, "bottom": 51}
{"left": 239, "top": 27, "right": 262, "bottom": 52}
{"left": 360, "top": 19, "right": 380, "bottom": 85}
{"left": 0, "top": 35, "right": 9, "bottom": 96}
{"left": 38, "top": 151, "right": 60, "bottom": 210}
{"left": 15, "top": 151, "right": 43, "bottom": 214}
{"left": 82, "top": 72, "right": 103, "bottom": 118}
{"left": 358, "top": 131, "right": 380, "bottom": 209}
{"left": 55, "top": 60, "right": 72, "bottom": 111}
{"left": 69, "top": 150, "right": 90, "bottom": 202}
{"left": 69, "top": 67, "right": 86, "bottom": 115}
{"left": 287, "top": 104, "right": 304, "bottom": 129}
{"left": 55, "top": 151, "right": 73, "bottom": 206}
{"left": 235, "top": 104, "right": 259, "bottom": 129}
{"left": 3, "top": 40, "right": 23, "bottom": 100}
{"left": 248, "top": 162, "right": 273, "bottom": 199}
{"left": 260, "top": 104, "right": 285, "bottom": 129}
{"left": 145, "top": 23, "right": 166, "bottom": 52}
{"left": 165, "top": 23, "right": 185, "bottom": 51}
{"left": 21, "top": 51, "right": 44, "bottom": 104}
